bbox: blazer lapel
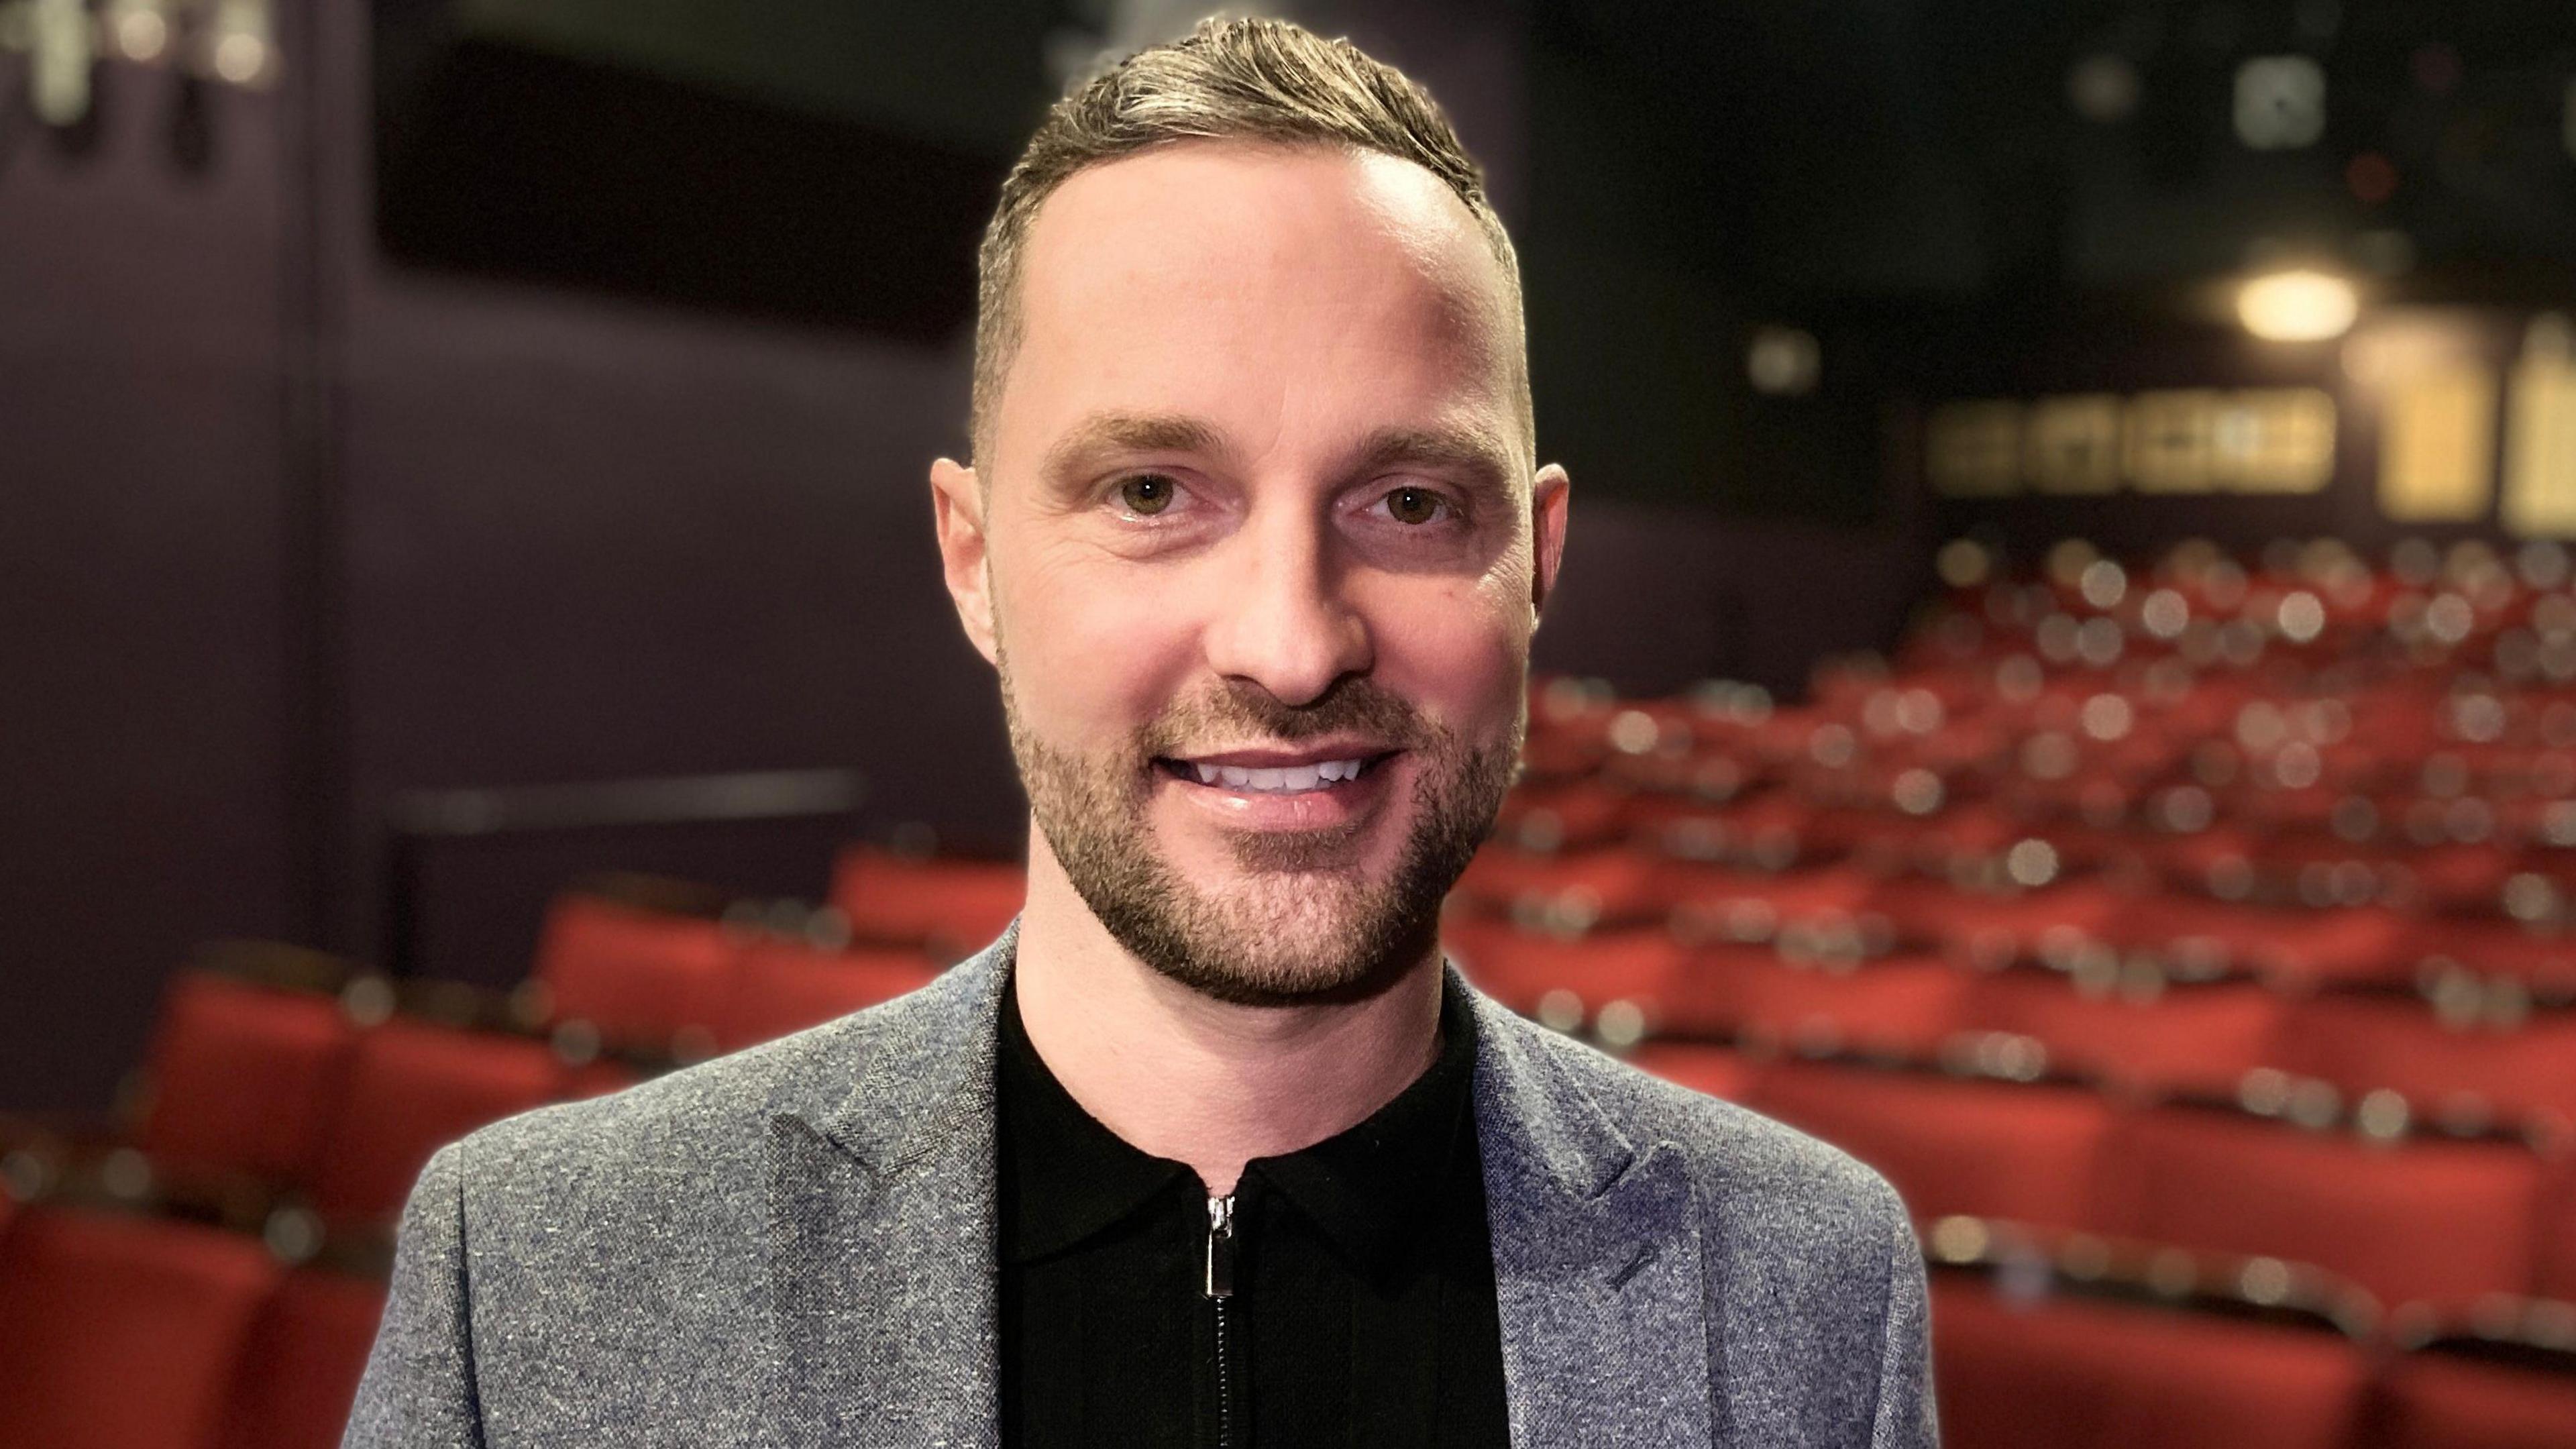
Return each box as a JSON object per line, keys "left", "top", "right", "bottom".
{"left": 765, "top": 926, "right": 1017, "bottom": 1448}
{"left": 1468, "top": 979, "right": 1715, "bottom": 1448}
{"left": 759, "top": 942, "right": 1715, "bottom": 1447}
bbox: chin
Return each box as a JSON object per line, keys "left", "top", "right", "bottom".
{"left": 1124, "top": 854, "right": 1442, "bottom": 1007}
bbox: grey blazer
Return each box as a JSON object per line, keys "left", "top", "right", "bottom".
{"left": 343, "top": 924, "right": 1937, "bottom": 1447}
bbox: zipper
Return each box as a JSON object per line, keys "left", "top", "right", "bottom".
{"left": 1205, "top": 1193, "right": 1238, "bottom": 1449}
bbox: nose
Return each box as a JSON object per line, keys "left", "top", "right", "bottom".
{"left": 1199, "top": 504, "right": 1373, "bottom": 707}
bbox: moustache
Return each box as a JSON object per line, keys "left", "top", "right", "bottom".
{"left": 1133, "top": 676, "right": 1436, "bottom": 758}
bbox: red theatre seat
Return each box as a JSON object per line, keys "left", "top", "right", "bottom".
{"left": 1666, "top": 945, "right": 1968, "bottom": 1055}
{"left": 1662, "top": 861, "right": 1879, "bottom": 941}
{"left": 828, "top": 849, "right": 1024, "bottom": 957}
{"left": 2376, "top": 1348, "right": 2576, "bottom": 1449}
{"left": 716, "top": 941, "right": 943, "bottom": 1051}
{"left": 2538, "top": 1160, "right": 2576, "bottom": 1301}
{"left": 1489, "top": 778, "right": 1633, "bottom": 851}
{"left": 136, "top": 971, "right": 358, "bottom": 1183}
{"left": 2416, "top": 918, "right": 2576, "bottom": 996}
{"left": 2108, "top": 1108, "right": 2546, "bottom": 1312}
{"left": 1870, "top": 877, "right": 2131, "bottom": 965}
{"left": 2104, "top": 898, "right": 2419, "bottom": 989}
{"left": 2270, "top": 995, "right": 2576, "bottom": 1126}
{"left": 531, "top": 894, "right": 739, "bottom": 1049}
{"left": 307, "top": 1020, "right": 566, "bottom": 1223}
{"left": 559, "top": 1056, "right": 646, "bottom": 1101}
{"left": 1443, "top": 922, "right": 1686, "bottom": 1020}
{"left": 1957, "top": 971, "right": 2282, "bottom": 1098}
{"left": 1627, "top": 1042, "right": 1763, "bottom": 1102}
{"left": 1743, "top": 1061, "right": 2115, "bottom": 1228}
{"left": 217, "top": 1267, "right": 389, "bottom": 1449}
{"left": 0, "top": 1205, "right": 282, "bottom": 1449}
{"left": 1452, "top": 912, "right": 1690, "bottom": 1016}
{"left": 1931, "top": 1275, "right": 2368, "bottom": 1449}
{"left": 1450, "top": 844, "right": 1667, "bottom": 928}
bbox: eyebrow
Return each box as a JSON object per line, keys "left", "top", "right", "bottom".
{"left": 1036, "top": 411, "right": 1525, "bottom": 504}
{"left": 1345, "top": 422, "right": 1523, "bottom": 502}
{"left": 1037, "top": 412, "right": 1232, "bottom": 500}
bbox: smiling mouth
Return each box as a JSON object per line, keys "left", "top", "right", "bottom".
{"left": 1152, "top": 752, "right": 1399, "bottom": 794}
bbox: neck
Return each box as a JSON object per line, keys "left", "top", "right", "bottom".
{"left": 1011, "top": 828, "right": 1446, "bottom": 1197}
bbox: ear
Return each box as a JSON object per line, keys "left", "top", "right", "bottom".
{"left": 930, "top": 457, "right": 1000, "bottom": 667}
{"left": 1529, "top": 462, "right": 1572, "bottom": 621}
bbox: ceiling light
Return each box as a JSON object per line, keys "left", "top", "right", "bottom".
{"left": 2239, "top": 270, "right": 2358, "bottom": 342}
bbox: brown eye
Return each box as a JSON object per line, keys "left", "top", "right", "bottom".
{"left": 1386, "top": 487, "right": 1443, "bottom": 525}
{"left": 1118, "top": 474, "right": 1176, "bottom": 515}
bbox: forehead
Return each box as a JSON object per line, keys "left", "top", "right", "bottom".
{"left": 996, "top": 140, "right": 1521, "bottom": 480}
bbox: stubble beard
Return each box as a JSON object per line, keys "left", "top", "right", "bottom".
{"left": 999, "top": 647, "right": 1520, "bottom": 1007}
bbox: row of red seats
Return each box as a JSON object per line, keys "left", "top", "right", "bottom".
{"left": 1501, "top": 735, "right": 2576, "bottom": 903}
{"left": 127, "top": 967, "right": 618, "bottom": 1226}
{"left": 531, "top": 890, "right": 945, "bottom": 1058}
{"left": 92, "top": 896, "right": 948, "bottom": 1229}
{"left": 1623, "top": 1042, "right": 2576, "bottom": 1318}
{"left": 1456, "top": 837, "right": 2576, "bottom": 998}
{"left": 1938, "top": 543, "right": 2536, "bottom": 636}
{"left": 1458, "top": 918, "right": 2576, "bottom": 1123}
{"left": 0, "top": 1199, "right": 381, "bottom": 1449}
{"left": 1933, "top": 1260, "right": 2576, "bottom": 1449}
{"left": 824, "top": 845, "right": 1024, "bottom": 958}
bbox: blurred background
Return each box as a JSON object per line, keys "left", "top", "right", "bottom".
{"left": 7, "top": 0, "right": 2576, "bottom": 1444}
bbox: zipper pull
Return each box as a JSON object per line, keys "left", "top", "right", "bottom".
{"left": 1204, "top": 1193, "right": 1236, "bottom": 1299}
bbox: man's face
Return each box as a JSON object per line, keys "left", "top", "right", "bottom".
{"left": 936, "top": 141, "right": 1569, "bottom": 1005}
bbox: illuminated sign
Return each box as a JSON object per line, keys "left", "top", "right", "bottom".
{"left": 1931, "top": 388, "right": 2338, "bottom": 497}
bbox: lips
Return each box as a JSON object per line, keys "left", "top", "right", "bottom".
{"left": 1153, "top": 749, "right": 1399, "bottom": 795}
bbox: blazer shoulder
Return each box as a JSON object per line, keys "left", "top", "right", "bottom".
{"left": 436, "top": 977, "right": 934, "bottom": 1212}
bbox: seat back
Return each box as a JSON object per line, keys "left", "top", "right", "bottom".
{"left": 136, "top": 971, "right": 358, "bottom": 1183}
{"left": 1958, "top": 971, "right": 2281, "bottom": 1097}
{"left": 1672, "top": 945, "right": 1968, "bottom": 1054}
{"left": 716, "top": 940, "right": 941, "bottom": 1051}
{"left": 531, "top": 894, "right": 739, "bottom": 1051}
{"left": 1744, "top": 1060, "right": 2116, "bottom": 1228}
{"left": 2536, "top": 1156, "right": 2576, "bottom": 1301}
{"left": 307, "top": 1019, "right": 566, "bottom": 1223}
{"left": 216, "top": 1267, "right": 388, "bottom": 1449}
{"left": 1442, "top": 922, "right": 1686, "bottom": 1020}
{"left": 828, "top": 848, "right": 1024, "bottom": 957}
{"left": 1627, "top": 1042, "right": 1763, "bottom": 1102}
{"left": 2110, "top": 1108, "right": 2544, "bottom": 1311}
{"left": 0, "top": 1205, "right": 282, "bottom": 1449}
{"left": 2271, "top": 994, "right": 2576, "bottom": 1125}
{"left": 1931, "top": 1274, "right": 2367, "bottom": 1449}
{"left": 2373, "top": 1346, "right": 2576, "bottom": 1449}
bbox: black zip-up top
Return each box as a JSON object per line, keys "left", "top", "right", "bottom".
{"left": 994, "top": 969, "right": 1510, "bottom": 1448}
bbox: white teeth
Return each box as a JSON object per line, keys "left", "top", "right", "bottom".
{"left": 1185, "top": 757, "right": 1370, "bottom": 792}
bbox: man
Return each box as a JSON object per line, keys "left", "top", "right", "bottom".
{"left": 346, "top": 17, "right": 1933, "bottom": 1448}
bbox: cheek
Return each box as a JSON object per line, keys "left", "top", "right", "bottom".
{"left": 1362, "top": 573, "right": 1532, "bottom": 735}
{"left": 993, "top": 536, "right": 1203, "bottom": 748}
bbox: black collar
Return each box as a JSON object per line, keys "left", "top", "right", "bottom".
{"left": 996, "top": 969, "right": 1479, "bottom": 1283}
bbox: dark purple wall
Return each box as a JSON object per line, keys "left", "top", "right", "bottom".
{"left": 2, "top": 65, "right": 301, "bottom": 1111}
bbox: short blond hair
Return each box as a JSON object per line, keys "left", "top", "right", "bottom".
{"left": 969, "top": 15, "right": 1529, "bottom": 474}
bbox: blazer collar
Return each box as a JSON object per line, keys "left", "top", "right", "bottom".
{"left": 1467, "top": 979, "right": 1717, "bottom": 1448}
{"left": 764, "top": 927, "right": 1711, "bottom": 1448}
{"left": 763, "top": 924, "right": 1016, "bottom": 1449}
{"left": 814, "top": 920, "right": 1018, "bottom": 1170}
